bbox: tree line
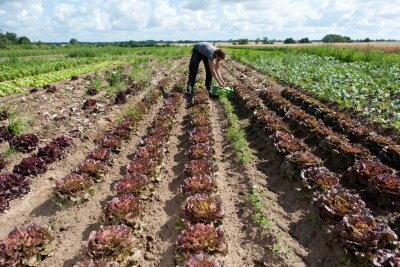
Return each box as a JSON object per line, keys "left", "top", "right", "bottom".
{"left": 0, "top": 31, "right": 31, "bottom": 48}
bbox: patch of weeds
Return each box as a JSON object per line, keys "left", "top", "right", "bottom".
{"left": 106, "top": 80, "right": 126, "bottom": 97}
{"left": 246, "top": 186, "right": 272, "bottom": 231}
{"left": 272, "top": 230, "right": 292, "bottom": 255}
{"left": 220, "top": 96, "right": 254, "bottom": 164}
{"left": 3, "top": 146, "right": 16, "bottom": 157}
{"left": 6, "top": 108, "right": 27, "bottom": 135}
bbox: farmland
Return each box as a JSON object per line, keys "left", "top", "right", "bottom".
{"left": 0, "top": 45, "right": 400, "bottom": 267}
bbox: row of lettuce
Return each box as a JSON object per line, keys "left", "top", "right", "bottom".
{"left": 231, "top": 79, "right": 399, "bottom": 265}
{"left": 0, "top": 59, "right": 127, "bottom": 96}
{"left": 229, "top": 48, "right": 400, "bottom": 130}
{"left": 175, "top": 88, "right": 227, "bottom": 266}
{"left": 0, "top": 75, "right": 168, "bottom": 265}
{"left": 73, "top": 83, "right": 183, "bottom": 265}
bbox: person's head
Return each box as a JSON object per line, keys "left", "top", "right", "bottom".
{"left": 214, "top": 49, "right": 225, "bottom": 61}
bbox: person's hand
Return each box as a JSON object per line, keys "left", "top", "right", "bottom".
{"left": 218, "top": 81, "right": 225, "bottom": 87}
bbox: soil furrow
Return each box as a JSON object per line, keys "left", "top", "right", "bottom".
{"left": 212, "top": 95, "right": 309, "bottom": 266}
{"left": 137, "top": 96, "right": 188, "bottom": 267}
{"left": 222, "top": 69, "right": 346, "bottom": 267}
{"left": 39, "top": 95, "right": 166, "bottom": 267}
{"left": 207, "top": 99, "right": 255, "bottom": 266}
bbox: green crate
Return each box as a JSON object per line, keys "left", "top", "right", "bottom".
{"left": 211, "top": 85, "right": 234, "bottom": 99}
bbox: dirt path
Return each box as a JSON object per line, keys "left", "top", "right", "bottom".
{"left": 221, "top": 67, "right": 346, "bottom": 266}
{"left": 137, "top": 97, "right": 188, "bottom": 267}
{"left": 210, "top": 98, "right": 310, "bottom": 267}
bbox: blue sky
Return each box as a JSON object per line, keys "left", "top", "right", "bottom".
{"left": 0, "top": 0, "right": 399, "bottom": 42}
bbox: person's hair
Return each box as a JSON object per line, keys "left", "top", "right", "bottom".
{"left": 214, "top": 49, "right": 225, "bottom": 59}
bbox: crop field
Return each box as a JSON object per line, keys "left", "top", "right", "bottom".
{"left": 0, "top": 45, "right": 399, "bottom": 267}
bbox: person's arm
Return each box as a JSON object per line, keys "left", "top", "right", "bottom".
{"left": 214, "top": 60, "right": 225, "bottom": 86}
{"left": 208, "top": 59, "right": 224, "bottom": 87}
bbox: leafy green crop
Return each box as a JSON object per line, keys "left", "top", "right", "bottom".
{"left": 0, "top": 59, "right": 126, "bottom": 96}
{"left": 230, "top": 49, "right": 400, "bottom": 129}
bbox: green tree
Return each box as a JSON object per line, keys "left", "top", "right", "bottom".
{"left": 69, "top": 38, "right": 79, "bottom": 45}
{"left": 299, "top": 37, "right": 311, "bottom": 43}
{"left": 284, "top": 38, "right": 296, "bottom": 44}
{"left": 262, "top": 37, "right": 270, "bottom": 44}
{"left": 18, "top": 36, "right": 31, "bottom": 44}
{"left": 255, "top": 37, "right": 260, "bottom": 44}
{"left": 5, "top": 32, "right": 17, "bottom": 43}
{"left": 238, "top": 38, "right": 249, "bottom": 45}
{"left": 322, "top": 34, "right": 352, "bottom": 43}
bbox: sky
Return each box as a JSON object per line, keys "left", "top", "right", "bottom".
{"left": 0, "top": 0, "right": 399, "bottom": 42}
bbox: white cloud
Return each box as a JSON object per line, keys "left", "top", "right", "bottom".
{"left": 0, "top": 0, "right": 399, "bottom": 41}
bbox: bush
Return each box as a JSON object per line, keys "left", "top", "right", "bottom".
{"left": 283, "top": 38, "right": 296, "bottom": 44}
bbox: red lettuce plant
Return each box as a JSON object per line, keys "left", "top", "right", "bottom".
{"left": 51, "top": 135, "right": 73, "bottom": 148}
{"left": 300, "top": 167, "right": 339, "bottom": 191}
{"left": 148, "top": 126, "right": 170, "bottom": 139}
{"left": 55, "top": 173, "right": 94, "bottom": 205}
{"left": 113, "top": 173, "right": 148, "bottom": 195}
{"left": 0, "top": 224, "right": 55, "bottom": 266}
{"left": 110, "top": 127, "right": 130, "bottom": 140}
{"left": 141, "top": 136, "right": 164, "bottom": 148}
{"left": 191, "top": 114, "right": 211, "bottom": 127}
{"left": 366, "top": 135, "right": 395, "bottom": 154}
{"left": 117, "top": 117, "right": 137, "bottom": 131}
{"left": 193, "top": 92, "right": 209, "bottom": 105}
{"left": 372, "top": 249, "right": 400, "bottom": 267}
{"left": 281, "top": 151, "right": 322, "bottom": 179}
{"left": 83, "top": 99, "right": 97, "bottom": 110}
{"left": 177, "top": 223, "right": 228, "bottom": 255}
{"left": 0, "top": 196, "right": 8, "bottom": 212}
{"left": 181, "top": 175, "right": 217, "bottom": 196}
{"left": 188, "top": 144, "right": 215, "bottom": 160}
{"left": 85, "top": 224, "right": 139, "bottom": 265}
{"left": 114, "top": 91, "right": 127, "bottom": 105}
{"left": 86, "top": 87, "right": 99, "bottom": 96}
{"left": 189, "top": 127, "right": 214, "bottom": 145}
{"left": 13, "top": 156, "right": 47, "bottom": 176}
{"left": 104, "top": 195, "right": 145, "bottom": 227}
{"left": 368, "top": 173, "right": 400, "bottom": 198}
{"left": 77, "top": 159, "right": 108, "bottom": 181}
{"left": 346, "top": 159, "right": 394, "bottom": 186}
{"left": 44, "top": 85, "right": 57, "bottom": 93}
{"left": 380, "top": 145, "right": 400, "bottom": 169}
{"left": 0, "top": 173, "right": 31, "bottom": 201}
{"left": 9, "top": 134, "right": 39, "bottom": 152}
{"left": 336, "top": 214, "right": 398, "bottom": 259}
{"left": 37, "top": 143, "right": 64, "bottom": 163}
{"left": 183, "top": 194, "right": 225, "bottom": 224}
{"left": 88, "top": 147, "right": 111, "bottom": 162}
{"left": 264, "top": 122, "right": 290, "bottom": 136}
{"left": 101, "top": 135, "right": 122, "bottom": 152}
{"left": 126, "top": 158, "right": 157, "bottom": 177}
{"left": 133, "top": 145, "right": 161, "bottom": 161}
{"left": 191, "top": 104, "right": 210, "bottom": 116}
{"left": 184, "top": 253, "right": 223, "bottom": 267}
{"left": 271, "top": 131, "right": 308, "bottom": 155}
{"left": 185, "top": 159, "right": 214, "bottom": 177}
{"left": 316, "top": 188, "right": 368, "bottom": 222}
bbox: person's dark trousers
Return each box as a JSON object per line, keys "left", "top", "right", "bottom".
{"left": 187, "top": 49, "right": 212, "bottom": 92}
